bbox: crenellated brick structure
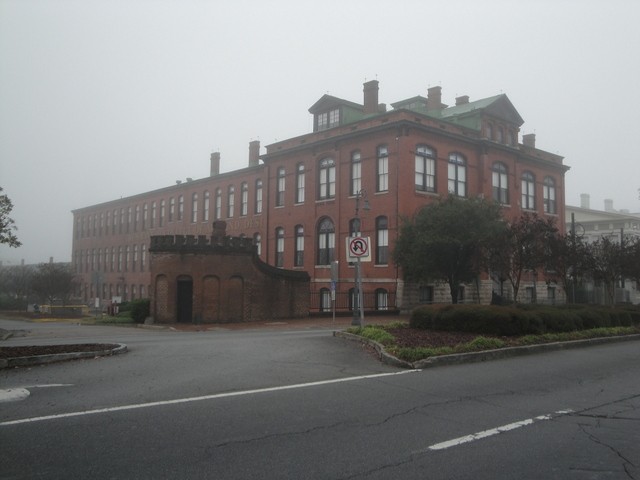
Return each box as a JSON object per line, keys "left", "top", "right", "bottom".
{"left": 149, "top": 221, "right": 310, "bottom": 324}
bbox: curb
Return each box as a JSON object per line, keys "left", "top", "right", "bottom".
{"left": 334, "top": 331, "right": 640, "bottom": 369}
{"left": 0, "top": 343, "right": 128, "bottom": 369}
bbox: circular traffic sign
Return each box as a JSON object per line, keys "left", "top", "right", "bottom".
{"left": 349, "top": 236, "right": 369, "bottom": 257}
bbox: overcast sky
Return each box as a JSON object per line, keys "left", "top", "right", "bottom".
{"left": 1, "top": 0, "right": 639, "bottom": 266}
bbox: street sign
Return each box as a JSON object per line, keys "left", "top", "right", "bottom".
{"left": 346, "top": 236, "right": 371, "bottom": 261}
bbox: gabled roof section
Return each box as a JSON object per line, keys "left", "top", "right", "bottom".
{"left": 441, "top": 94, "right": 524, "bottom": 126}
{"left": 308, "top": 94, "right": 362, "bottom": 114}
{"left": 390, "top": 96, "right": 428, "bottom": 110}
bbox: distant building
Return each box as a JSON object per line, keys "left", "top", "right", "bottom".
{"left": 72, "top": 80, "right": 568, "bottom": 320}
{"left": 566, "top": 194, "right": 640, "bottom": 304}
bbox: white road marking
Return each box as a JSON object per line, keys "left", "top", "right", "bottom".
{"left": 427, "top": 410, "right": 574, "bottom": 451}
{"left": 0, "top": 369, "right": 421, "bottom": 426}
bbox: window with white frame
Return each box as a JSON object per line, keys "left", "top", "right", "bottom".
{"left": 316, "top": 217, "right": 335, "bottom": 265}
{"left": 415, "top": 145, "right": 436, "bottom": 192}
{"left": 241, "top": 182, "right": 248, "bottom": 216}
{"left": 275, "top": 227, "right": 284, "bottom": 268}
{"left": 203, "top": 191, "right": 210, "bottom": 222}
{"left": 276, "top": 167, "right": 285, "bottom": 207}
{"left": 255, "top": 179, "right": 263, "bottom": 214}
{"left": 543, "top": 176, "right": 556, "bottom": 214}
{"left": 351, "top": 151, "right": 361, "bottom": 195}
{"left": 377, "top": 145, "right": 389, "bottom": 192}
{"left": 375, "top": 288, "right": 389, "bottom": 311}
{"left": 159, "top": 201, "right": 165, "bottom": 227}
{"left": 492, "top": 162, "right": 509, "bottom": 204}
{"left": 317, "top": 108, "right": 339, "bottom": 131}
{"left": 296, "top": 163, "right": 305, "bottom": 204}
{"left": 521, "top": 172, "right": 536, "bottom": 210}
{"left": 227, "top": 186, "right": 235, "bottom": 218}
{"left": 318, "top": 158, "right": 335, "bottom": 200}
{"left": 169, "top": 197, "right": 175, "bottom": 222}
{"left": 191, "top": 193, "right": 198, "bottom": 223}
{"left": 178, "top": 195, "right": 184, "bottom": 221}
{"left": 253, "top": 233, "right": 262, "bottom": 256}
{"left": 448, "top": 153, "right": 467, "bottom": 197}
{"left": 215, "top": 188, "right": 222, "bottom": 219}
{"left": 376, "top": 216, "right": 389, "bottom": 265}
{"left": 294, "top": 225, "right": 304, "bottom": 267}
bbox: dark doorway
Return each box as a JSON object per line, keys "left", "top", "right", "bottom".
{"left": 176, "top": 277, "right": 193, "bottom": 323}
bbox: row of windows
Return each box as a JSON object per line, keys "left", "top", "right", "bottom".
{"left": 484, "top": 122, "right": 518, "bottom": 146}
{"left": 77, "top": 182, "right": 264, "bottom": 239}
{"left": 77, "top": 145, "right": 558, "bottom": 240}
{"left": 81, "top": 283, "right": 149, "bottom": 303}
{"left": 414, "top": 146, "right": 557, "bottom": 214}
{"left": 273, "top": 216, "right": 389, "bottom": 268}
{"left": 75, "top": 245, "right": 147, "bottom": 274}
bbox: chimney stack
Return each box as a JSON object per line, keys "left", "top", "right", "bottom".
{"left": 455, "top": 95, "right": 469, "bottom": 106}
{"left": 427, "top": 86, "right": 443, "bottom": 111}
{"left": 249, "top": 140, "right": 260, "bottom": 167}
{"left": 604, "top": 199, "right": 614, "bottom": 212}
{"left": 580, "top": 193, "right": 590, "bottom": 209}
{"left": 522, "top": 133, "right": 536, "bottom": 148}
{"left": 363, "top": 80, "right": 379, "bottom": 115}
{"left": 210, "top": 152, "right": 220, "bottom": 176}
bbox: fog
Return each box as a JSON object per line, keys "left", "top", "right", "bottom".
{"left": 1, "top": 0, "right": 639, "bottom": 265}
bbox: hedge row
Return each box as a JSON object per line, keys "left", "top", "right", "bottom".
{"left": 409, "top": 304, "right": 640, "bottom": 336}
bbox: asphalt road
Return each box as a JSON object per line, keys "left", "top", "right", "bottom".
{"left": 1, "top": 318, "right": 639, "bottom": 479}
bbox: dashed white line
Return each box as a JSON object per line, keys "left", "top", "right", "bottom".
{"left": 427, "top": 410, "right": 574, "bottom": 451}
{"left": 0, "top": 370, "right": 421, "bottom": 426}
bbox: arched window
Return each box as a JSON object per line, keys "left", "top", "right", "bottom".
{"left": 543, "top": 176, "right": 556, "bottom": 214}
{"left": 215, "top": 188, "right": 222, "bottom": 219}
{"left": 376, "top": 216, "right": 389, "bottom": 265}
{"left": 169, "top": 197, "right": 175, "bottom": 222}
{"left": 296, "top": 163, "right": 305, "bottom": 204}
{"left": 178, "top": 195, "right": 184, "bottom": 221}
{"left": 227, "top": 186, "right": 235, "bottom": 218}
{"left": 492, "top": 162, "right": 509, "bottom": 204}
{"left": 351, "top": 151, "right": 361, "bottom": 196}
{"left": 318, "top": 158, "right": 335, "bottom": 200}
{"left": 375, "top": 288, "right": 389, "bottom": 311}
{"left": 159, "top": 201, "right": 165, "bottom": 227}
{"left": 203, "top": 191, "right": 210, "bottom": 222}
{"left": 255, "top": 179, "right": 263, "bottom": 214}
{"left": 319, "top": 288, "right": 332, "bottom": 312}
{"left": 448, "top": 153, "right": 467, "bottom": 197}
{"left": 241, "top": 182, "right": 248, "bottom": 216}
{"left": 316, "top": 217, "right": 335, "bottom": 265}
{"left": 275, "top": 227, "right": 284, "bottom": 267}
{"left": 521, "top": 172, "right": 536, "bottom": 210}
{"left": 415, "top": 145, "right": 436, "bottom": 192}
{"left": 294, "top": 225, "right": 304, "bottom": 267}
{"left": 253, "top": 233, "right": 262, "bottom": 256}
{"left": 191, "top": 193, "right": 198, "bottom": 223}
{"left": 485, "top": 123, "right": 493, "bottom": 140}
{"left": 496, "top": 126, "right": 504, "bottom": 143}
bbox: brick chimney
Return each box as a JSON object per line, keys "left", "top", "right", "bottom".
{"left": 580, "top": 193, "right": 590, "bottom": 209}
{"left": 455, "top": 95, "right": 469, "bottom": 106}
{"left": 427, "top": 86, "right": 443, "bottom": 111}
{"left": 249, "top": 140, "right": 260, "bottom": 167}
{"left": 522, "top": 133, "right": 536, "bottom": 148}
{"left": 363, "top": 80, "right": 379, "bottom": 115}
{"left": 210, "top": 152, "right": 220, "bottom": 176}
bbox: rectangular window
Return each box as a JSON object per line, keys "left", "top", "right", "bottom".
{"left": 296, "top": 165, "right": 305, "bottom": 204}
{"left": 415, "top": 146, "right": 436, "bottom": 192}
{"left": 215, "top": 189, "right": 222, "bottom": 220}
{"left": 178, "top": 195, "right": 184, "bottom": 221}
{"left": 276, "top": 168, "right": 285, "bottom": 207}
{"left": 351, "top": 152, "right": 361, "bottom": 195}
{"left": 255, "top": 180, "right": 263, "bottom": 214}
{"left": 191, "top": 193, "right": 198, "bottom": 223}
{"left": 203, "top": 191, "right": 210, "bottom": 222}
{"left": 377, "top": 146, "right": 389, "bottom": 192}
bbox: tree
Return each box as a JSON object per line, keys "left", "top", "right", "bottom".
{"left": 488, "top": 213, "right": 558, "bottom": 302}
{"left": 393, "top": 195, "right": 506, "bottom": 304}
{"left": 0, "top": 187, "right": 21, "bottom": 247}
{"left": 545, "top": 231, "right": 594, "bottom": 304}
{"left": 31, "top": 263, "right": 76, "bottom": 305}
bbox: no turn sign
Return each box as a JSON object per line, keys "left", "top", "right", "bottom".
{"left": 347, "top": 236, "right": 371, "bottom": 261}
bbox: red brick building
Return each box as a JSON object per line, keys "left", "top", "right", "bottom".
{"left": 71, "top": 80, "right": 568, "bottom": 318}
